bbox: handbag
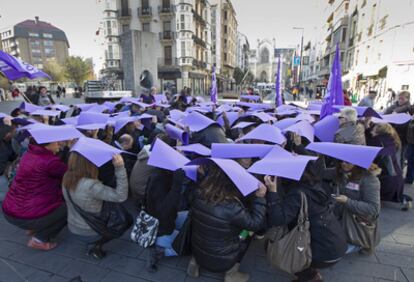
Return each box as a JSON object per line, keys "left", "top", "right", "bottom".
{"left": 130, "top": 210, "right": 159, "bottom": 248}
{"left": 266, "top": 192, "right": 312, "bottom": 274}
{"left": 341, "top": 209, "right": 380, "bottom": 251}
{"left": 172, "top": 212, "right": 192, "bottom": 256}
{"left": 66, "top": 191, "right": 133, "bottom": 239}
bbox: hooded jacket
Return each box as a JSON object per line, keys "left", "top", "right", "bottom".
{"left": 2, "top": 144, "right": 67, "bottom": 219}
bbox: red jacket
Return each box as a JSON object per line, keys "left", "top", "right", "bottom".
{"left": 2, "top": 144, "right": 67, "bottom": 219}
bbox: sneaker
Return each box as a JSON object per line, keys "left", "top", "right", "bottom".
{"left": 87, "top": 247, "right": 107, "bottom": 260}
{"left": 254, "top": 234, "right": 265, "bottom": 240}
{"left": 401, "top": 200, "right": 412, "bottom": 211}
{"left": 224, "top": 263, "right": 249, "bottom": 282}
{"left": 186, "top": 256, "right": 200, "bottom": 278}
{"left": 27, "top": 237, "right": 57, "bottom": 251}
{"left": 25, "top": 230, "right": 35, "bottom": 236}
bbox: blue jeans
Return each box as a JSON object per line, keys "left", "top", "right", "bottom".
{"left": 405, "top": 144, "right": 414, "bottom": 183}
{"left": 155, "top": 211, "right": 188, "bottom": 257}
{"left": 70, "top": 232, "right": 106, "bottom": 251}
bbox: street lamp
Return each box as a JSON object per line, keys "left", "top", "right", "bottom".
{"left": 293, "top": 27, "right": 304, "bottom": 88}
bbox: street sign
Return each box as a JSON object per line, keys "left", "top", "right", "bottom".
{"left": 293, "top": 56, "right": 301, "bottom": 66}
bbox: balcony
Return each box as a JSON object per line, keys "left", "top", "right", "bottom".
{"left": 105, "top": 59, "right": 122, "bottom": 70}
{"left": 159, "top": 31, "right": 176, "bottom": 43}
{"left": 138, "top": 7, "right": 152, "bottom": 21}
{"left": 192, "top": 35, "right": 206, "bottom": 48}
{"left": 119, "top": 8, "right": 131, "bottom": 18}
{"left": 158, "top": 57, "right": 178, "bottom": 66}
{"left": 192, "top": 59, "right": 207, "bottom": 69}
{"left": 192, "top": 9, "right": 206, "bottom": 26}
{"left": 158, "top": 5, "right": 175, "bottom": 18}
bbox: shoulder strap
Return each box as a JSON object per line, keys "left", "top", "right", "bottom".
{"left": 297, "top": 192, "right": 309, "bottom": 225}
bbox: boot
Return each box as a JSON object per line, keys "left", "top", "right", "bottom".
{"left": 224, "top": 263, "right": 249, "bottom": 282}
{"left": 186, "top": 256, "right": 200, "bottom": 278}
{"left": 27, "top": 237, "right": 57, "bottom": 251}
{"left": 146, "top": 246, "right": 165, "bottom": 273}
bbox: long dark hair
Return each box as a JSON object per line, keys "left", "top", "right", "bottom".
{"left": 62, "top": 152, "right": 99, "bottom": 191}
{"left": 199, "top": 163, "right": 242, "bottom": 205}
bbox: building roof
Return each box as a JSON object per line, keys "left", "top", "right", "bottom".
{"left": 13, "top": 18, "right": 69, "bottom": 47}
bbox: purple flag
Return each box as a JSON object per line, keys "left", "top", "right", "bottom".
{"left": 0, "top": 50, "right": 51, "bottom": 80}
{"left": 275, "top": 56, "right": 283, "bottom": 107}
{"left": 320, "top": 44, "right": 344, "bottom": 119}
{"left": 210, "top": 66, "right": 218, "bottom": 103}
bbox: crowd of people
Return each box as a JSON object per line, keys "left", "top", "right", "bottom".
{"left": 0, "top": 87, "right": 413, "bottom": 282}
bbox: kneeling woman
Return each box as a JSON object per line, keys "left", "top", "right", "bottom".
{"left": 62, "top": 151, "right": 128, "bottom": 259}
{"left": 188, "top": 162, "right": 267, "bottom": 282}
{"left": 2, "top": 137, "right": 68, "bottom": 251}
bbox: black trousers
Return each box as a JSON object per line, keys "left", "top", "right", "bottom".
{"left": 4, "top": 204, "right": 67, "bottom": 242}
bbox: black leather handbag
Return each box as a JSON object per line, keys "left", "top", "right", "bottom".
{"left": 67, "top": 192, "right": 133, "bottom": 239}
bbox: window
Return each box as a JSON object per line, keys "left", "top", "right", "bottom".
{"left": 164, "top": 21, "right": 171, "bottom": 34}
{"left": 162, "top": 0, "right": 170, "bottom": 7}
{"left": 142, "top": 0, "right": 149, "bottom": 8}
{"left": 165, "top": 46, "right": 172, "bottom": 65}
{"left": 224, "top": 11, "right": 228, "bottom": 20}
{"left": 44, "top": 40, "right": 54, "bottom": 47}
{"left": 180, "top": 15, "right": 185, "bottom": 30}
{"left": 30, "top": 39, "right": 41, "bottom": 47}
{"left": 108, "top": 45, "right": 113, "bottom": 59}
{"left": 31, "top": 49, "right": 41, "bottom": 57}
{"left": 260, "top": 48, "right": 269, "bottom": 63}
{"left": 342, "top": 28, "right": 347, "bottom": 42}
{"left": 224, "top": 25, "right": 227, "bottom": 34}
{"left": 143, "top": 23, "right": 150, "bottom": 32}
{"left": 45, "top": 48, "right": 55, "bottom": 57}
{"left": 181, "top": 41, "right": 186, "bottom": 57}
{"left": 224, "top": 53, "right": 227, "bottom": 62}
{"left": 43, "top": 33, "right": 53, "bottom": 38}
{"left": 29, "top": 33, "right": 39, "bottom": 37}
{"left": 122, "top": 24, "right": 129, "bottom": 33}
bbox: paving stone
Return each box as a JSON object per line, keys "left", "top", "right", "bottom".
{"left": 138, "top": 263, "right": 187, "bottom": 282}
{"left": 248, "top": 270, "right": 290, "bottom": 282}
{"left": 99, "top": 253, "right": 146, "bottom": 277}
{"left": 59, "top": 260, "right": 110, "bottom": 282}
{"left": 0, "top": 240, "right": 25, "bottom": 258}
{"left": 320, "top": 269, "right": 375, "bottom": 282}
{"left": 376, "top": 241, "right": 414, "bottom": 257}
{"left": 100, "top": 271, "right": 148, "bottom": 282}
{"left": 0, "top": 259, "right": 65, "bottom": 282}
{"left": 26, "top": 272, "right": 67, "bottom": 282}
{"left": 104, "top": 238, "right": 144, "bottom": 258}
{"left": 185, "top": 275, "right": 221, "bottom": 282}
{"left": 401, "top": 268, "right": 414, "bottom": 282}
{"left": 9, "top": 248, "right": 74, "bottom": 274}
{"left": 376, "top": 251, "right": 414, "bottom": 268}
{"left": 392, "top": 234, "right": 414, "bottom": 246}
{"left": 332, "top": 259, "right": 408, "bottom": 281}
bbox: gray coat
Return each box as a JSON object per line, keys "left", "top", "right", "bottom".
{"left": 334, "top": 121, "right": 366, "bottom": 145}
{"left": 337, "top": 169, "right": 381, "bottom": 221}
{"left": 63, "top": 166, "right": 128, "bottom": 236}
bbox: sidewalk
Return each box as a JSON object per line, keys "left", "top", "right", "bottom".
{"left": 1, "top": 185, "right": 413, "bottom": 282}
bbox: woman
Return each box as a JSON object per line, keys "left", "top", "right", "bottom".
{"left": 267, "top": 167, "right": 347, "bottom": 282}
{"left": 187, "top": 163, "right": 267, "bottom": 282}
{"left": 367, "top": 123, "right": 412, "bottom": 210}
{"left": 145, "top": 168, "right": 188, "bottom": 272}
{"left": 2, "top": 139, "right": 67, "bottom": 250}
{"left": 333, "top": 161, "right": 381, "bottom": 253}
{"left": 0, "top": 123, "right": 17, "bottom": 202}
{"left": 62, "top": 153, "right": 128, "bottom": 259}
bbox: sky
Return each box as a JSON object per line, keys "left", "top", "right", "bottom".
{"left": 0, "top": 0, "right": 325, "bottom": 73}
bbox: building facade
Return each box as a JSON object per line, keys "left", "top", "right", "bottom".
{"left": 304, "top": 0, "right": 414, "bottom": 107}
{"left": 236, "top": 32, "right": 250, "bottom": 71}
{"left": 248, "top": 39, "right": 277, "bottom": 83}
{"left": 101, "top": 0, "right": 212, "bottom": 96}
{"left": 211, "top": 0, "right": 238, "bottom": 92}
{"left": 0, "top": 17, "right": 69, "bottom": 69}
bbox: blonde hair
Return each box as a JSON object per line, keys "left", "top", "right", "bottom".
{"left": 374, "top": 123, "right": 401, "bottom": 150}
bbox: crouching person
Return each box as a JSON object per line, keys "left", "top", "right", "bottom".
{"left": 62, "top": 141, "right": 131, "bottom": 260}
{"left": 145, "top": 168, "right": 189, "bottom": 272}
{"left": 187, "top": 162, "right": 267, "bottom": 282}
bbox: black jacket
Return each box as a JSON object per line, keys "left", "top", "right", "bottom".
{"left": 191, "top": 190, "right": 266, "bottom": 272}
{"left": 267, "top": 183, "right": 347, "bottom": 263}
{"left": 146, "top": 168, "right": 183, "bottom": 236}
